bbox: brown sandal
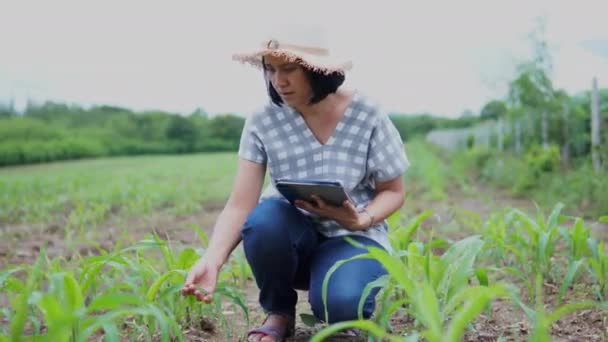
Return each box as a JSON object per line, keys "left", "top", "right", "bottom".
{"left": 246, "top": 313, "right": 295, "bottom": 342}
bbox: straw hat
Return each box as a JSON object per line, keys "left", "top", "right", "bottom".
{"left": 231, "top": 24, "right": 353, "bottom": 75}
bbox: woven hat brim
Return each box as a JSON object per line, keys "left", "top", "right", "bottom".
{"left": 232, "top": 49, "right": 353, "bottom": 75}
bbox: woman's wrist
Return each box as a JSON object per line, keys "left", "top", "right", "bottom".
{"left": 355, "top": 208, "right": 375, "bottom": 231}
{"left": 203, "top": 251, "right": 226, "bottom": 271}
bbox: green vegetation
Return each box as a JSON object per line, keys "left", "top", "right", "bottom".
{"left": 0, "top": 104, "right": 245, "bottom": 166}
{"left": 1, "top": 142, "right": 606, "bottom": 341}
{"left": 0, "top": 153, "right": 238, "bottom": 225}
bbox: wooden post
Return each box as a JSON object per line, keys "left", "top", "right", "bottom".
{"left": 562, "top": 103, "right": 570, "bottom": 167}
{"left": 542, "top": 110, "right": 549, "bottom": 149}
{"left": 515, "top": 120, "right": 522, "bottom": 155}
{"left": 497, "top": 118, "right": 504, "bottom": 151}
{"left": 591, "top": 77, "right": 601, "bottom": 171}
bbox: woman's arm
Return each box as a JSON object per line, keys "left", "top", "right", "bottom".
{"left": 294, "top": 176, "right": 405, "bottom": 231}
{"left": 202, "top": 158, "right": 266, "bottom": 269}
{"left": 361, "top": 176, "right": 405, "bottom": 228}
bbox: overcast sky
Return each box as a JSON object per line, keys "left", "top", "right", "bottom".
{"left": 1, "top": 0, "right": 607, "bottom": 117}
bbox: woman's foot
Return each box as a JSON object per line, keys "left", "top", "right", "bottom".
{"left": 247, "top": 313, "right": 294, "bottom": 342}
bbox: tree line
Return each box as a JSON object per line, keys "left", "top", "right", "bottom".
{"left": 0, "top": 100, "right": 483, "bottom": 167}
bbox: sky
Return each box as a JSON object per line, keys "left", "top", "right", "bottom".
{"left": 0, "top": 0, "right": 607, "bottom": 118}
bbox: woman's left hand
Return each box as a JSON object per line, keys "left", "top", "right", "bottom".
{"left": 294, "top": 195, "right": 371, "bottom": 231}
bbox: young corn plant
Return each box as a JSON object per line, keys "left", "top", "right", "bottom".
{"left": 586, "top": 237, "right": 608, "bottom": 301}
{"left": 555, "top": 217, "right": 591, "bottom": 304}
{"left": 313, "top": 235, "right": 503, "bottom": 341}
{"left": 508, "top": 274, "right": 607, "bottom": 342}
{"left": 508, "top": 203, "right": 564, "bottom": 282}
{"left": 476, "top": 203, "right": 566, "bottom": 303}
{"left": 0, "top": 234, "right": 249, "bottom": 341}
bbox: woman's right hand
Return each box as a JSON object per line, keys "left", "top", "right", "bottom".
{"left": 181, "top": 257, "right": 220, "bottom": 303}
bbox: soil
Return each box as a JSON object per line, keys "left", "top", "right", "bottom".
{"left": 1, "top": 184, "right": 607, "bottom": 341}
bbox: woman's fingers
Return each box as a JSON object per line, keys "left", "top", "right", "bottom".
{"left": 310, "top": 195, "right": 327, "bottom": 209}
{"left": 181, "top": 283, "right": 196, "bottom": 296}
{"left": 343, "top": 200, "right": 357, "bottom": 213}
{"left": 295, "top": 199, "right": 317, "bottom": 213}
{"left": 193, "top": 285, "right": 214, "bottom": 303}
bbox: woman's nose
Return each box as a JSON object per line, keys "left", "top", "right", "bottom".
{"left": 273, "top": 71, "right": 289, "bottom": 87}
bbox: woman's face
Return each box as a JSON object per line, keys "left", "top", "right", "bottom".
{"left": 263, "top": 54, "right": 312, "bottom": 107}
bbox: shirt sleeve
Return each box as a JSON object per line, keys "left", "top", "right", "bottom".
{"left": 367, "top": 111, "right": 410, "bottom": 182}
{"left": 238, "top": 114, "right": 267, "bottom": 164}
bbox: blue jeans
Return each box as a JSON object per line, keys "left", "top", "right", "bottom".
{"left": 241, "top": 198, "right": 387, "bottom": 323}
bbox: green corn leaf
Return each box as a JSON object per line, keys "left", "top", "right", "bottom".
{"left": 2, "top": 278, "right": 24, "bottom": 293}
{"left": 386, "top": 209, "right": 402, "bottom": 231}
{"left": 63, "top": 272, "right": 84, "bottom": 312}
{"left": 79, "top": 307, "right": 151, "bottom": 342}
{"left": 557, "top": 259, "right": 585, "bottom": 305}
{"left": 177, "top": 248, "right": 198, "bottom": 270}
{"left": 214, "top": 284, "right": 250, "bottom": 324}
{"left": 546, "top": 202, "right": 564, "bottom": 230}
{"left": 87, "top": 293, "right": 145, "bottom": 312}
{"left": 101, "top": 322, "right": 120, "bottom": 342}
{"left": 158, "top": 284, "right": 186, "bottom": 302}
{"left": 190, "top": 224, "right": 209, "bottom": 248}
{"left": 391, "top": 209, "right": 432, "bottom": 249}
{"left": 35, "top": 294, "right": 71, "bottom": 342}
{"left": 146, "top": 270, "right": 184, "bottom": 302}
{"left": 475, "top": 268, "right": 489, "bottom": 286}
{"left": 547, "top": 301, "right": 603, "bottom": 323}
{"left": 538, "top": 232, "right": 551, "bottom": 273}
{"left": 144, "top": 303, "right": 175, "bottom": 342}
{"left": 0, "top": 268, "right": 24, "bottom": 289}
{"left": 382, "top": 298, "right": 410, "bottom": 322}
{"left": 414, "top": 283, "right": 442, "bottom": 341}
{"left": 80, "top": 262, "right": 107, "bottom": 294}
{"left": 10, "top": 249, "right": 44, "bottom": 342}
{"left": 321, "top": 253, "right": 371, "bottom": 323}
{"left": 310, "top": 319, "right": 402, "bottom": 342}
{"left": 357, "top": 274, "right": 389, "bottom": 319}
{"left": 505, "top": 284, "right": 536, "bottom": 321}
{"left": 118, "top": 238, "right": 165, "bottom": 254}
{"left": 446, "top": 285, "right": 505, "bottom": 342}
{"left": 368, "top": 247, "right": 413, "bottom": 292}
{"left": 299, "top": 313, "right": 319, "bottom": 327}
{"left": 153, "top": 233, "right": 175, "bottom": 271}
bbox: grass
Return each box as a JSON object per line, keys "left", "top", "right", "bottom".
{"left": 0, "top": 153, "right": 238, "bottom": 225}
{"left": 1, "top": 142, "right": 607, "bottom": 341}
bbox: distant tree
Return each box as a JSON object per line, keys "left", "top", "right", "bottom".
{"left": 460, "top": 109, "right": 475, "bottom": 118}
{"left": 0, "top": 103, "right": 15, "bottom": 118}
{"left": 480, "top": 100, "right": 507, "bottom": 120}
{"left": 166, "top": 115, "right": 197, "bottom": 150}
{"left": 208, "top": 114, "right": 245, "bottom": 142}
{"left": 191, "top": 107, "right": 208, "bottom": 118}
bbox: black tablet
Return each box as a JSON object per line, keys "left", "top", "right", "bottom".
{"left": 275, "top": 179, "right": 351, "bottom": 207}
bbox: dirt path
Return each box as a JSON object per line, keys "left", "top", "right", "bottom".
{"left": 2, "top": 182, "right": 606, "bottom": 341}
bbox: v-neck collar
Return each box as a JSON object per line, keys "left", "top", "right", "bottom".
{"left": 286, "top": 90, "right": 359, "bottom": 147}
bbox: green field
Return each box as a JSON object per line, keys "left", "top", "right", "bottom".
{"left": 1, "top": 142, "right": 607, "bottom": 341}
{"left": 0, "top": 153, "right": 238, "bottom": 223}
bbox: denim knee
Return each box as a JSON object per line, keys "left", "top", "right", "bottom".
{"left": 308, "top": 236, "right": 387, "bottom": 323}
{"left": 310, "top": 278, "right": 380, "bottom": 323}
{"left": 241, "top": 198, "right": 315, "bottom": 257}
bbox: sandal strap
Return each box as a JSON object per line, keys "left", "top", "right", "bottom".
{"left": 247, "top": 326, "right": 284, "bottom": 340}
{"left": 247, "top": 313, "right": 295, "bottom": 341}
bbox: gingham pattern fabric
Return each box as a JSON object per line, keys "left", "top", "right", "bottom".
{"left": 238, "top": 91, "right": 410, "bottom": 251}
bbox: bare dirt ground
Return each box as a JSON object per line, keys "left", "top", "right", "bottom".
{"left": 2, "top": 184, "right": 607, "bottom": 341}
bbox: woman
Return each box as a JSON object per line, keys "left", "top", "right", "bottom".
{"left": 181, "top": 26, "right": 410, "bottom": 342}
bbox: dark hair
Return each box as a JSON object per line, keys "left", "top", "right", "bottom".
{"left": 262, "top": 58, "right": 345, "bottom": 106}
